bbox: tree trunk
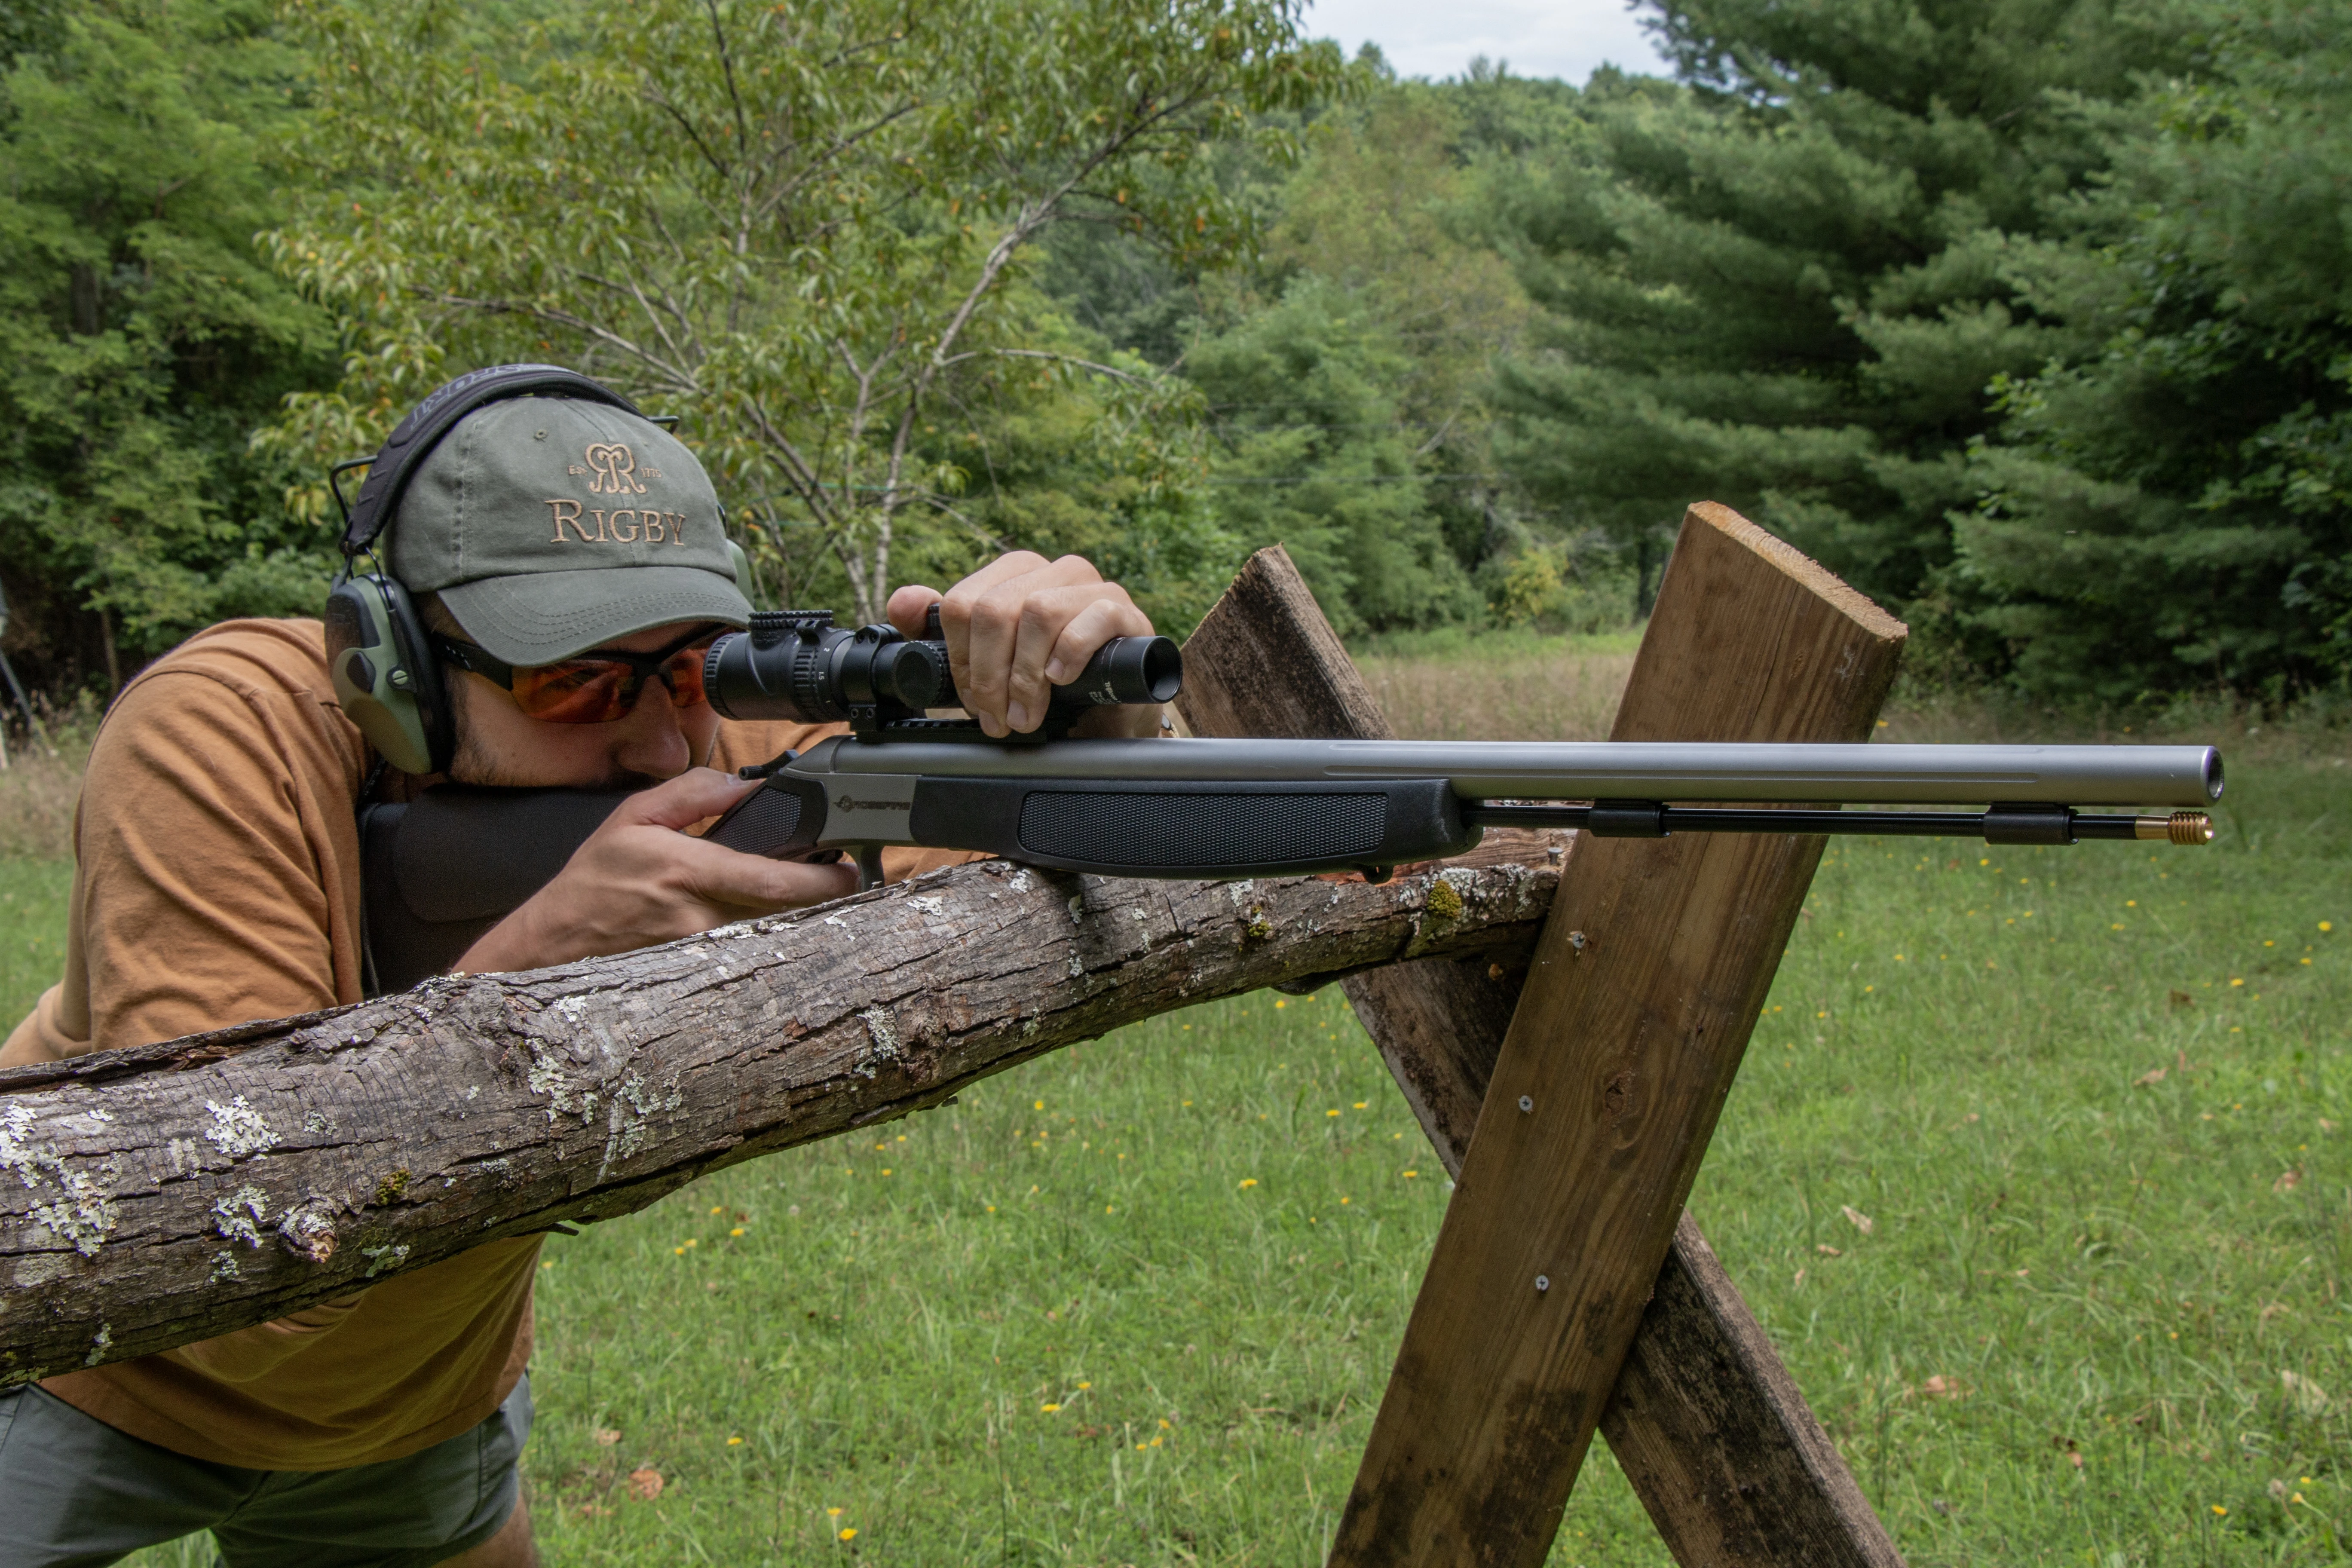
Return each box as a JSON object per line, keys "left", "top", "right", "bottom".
{"left": 0, "top": 837, "right": 1565, "bottom": 1385}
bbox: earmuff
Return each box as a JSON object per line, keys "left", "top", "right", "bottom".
{"left": 325, "top": 569, "right": 449, "bottom": 776}
{"left": 323, "top": 364, "right": 644, "bottom": 774}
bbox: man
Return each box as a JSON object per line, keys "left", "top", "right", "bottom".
{"left": 0, "top": 383, "right": 1160, "bottom": 1565}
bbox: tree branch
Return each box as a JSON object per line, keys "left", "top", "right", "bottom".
{"left": 992, "top": 349, "right": 1148, "bottom": 386}
{"left": 417, "top": 290, "right": 698, "bottom": 397}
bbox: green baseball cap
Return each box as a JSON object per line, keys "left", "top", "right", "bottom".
{"left": 387, "top": 395, "right": 751, "bottom": 665}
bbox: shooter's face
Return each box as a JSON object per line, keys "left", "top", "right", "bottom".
{"left": 445, "top": 620, "right": 726, "bottom": 791}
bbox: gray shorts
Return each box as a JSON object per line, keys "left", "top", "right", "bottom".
{"left": 0, "top": 1372, "right": 531, "bottom": 1568}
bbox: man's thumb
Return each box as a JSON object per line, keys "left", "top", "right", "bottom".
{"left": 614, "top": 767, "right": 756, "bottom": 831}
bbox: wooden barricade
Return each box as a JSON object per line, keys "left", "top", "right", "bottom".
{"left": 1176, "top": 503, "right": 1908, "bottom": 1568}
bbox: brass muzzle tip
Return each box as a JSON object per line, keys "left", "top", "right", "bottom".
{"left": 2135, "top": 811, "right": 2214, "bottom": 845}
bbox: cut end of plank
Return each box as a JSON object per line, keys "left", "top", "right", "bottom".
{"left": 1684, "top": 502, "right": 1908, "bottom": 645}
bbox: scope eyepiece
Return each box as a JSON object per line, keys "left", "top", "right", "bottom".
{"left": 703, "top": 608, "right": 1182, "bottom": 738}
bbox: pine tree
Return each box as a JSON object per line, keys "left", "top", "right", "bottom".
{"left": 1958, "top": 2, "right": 2352, "bottom": 698}
{"left": 1484, "top": 0, "right": 2195, "bottom": 627}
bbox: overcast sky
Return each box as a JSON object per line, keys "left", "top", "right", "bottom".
{"left": 1303, "top": 0, "right": 1673, "bottom": 85}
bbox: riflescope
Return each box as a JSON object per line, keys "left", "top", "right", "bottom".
{"left": 703, "top": 608, "right": 1182, "bottom": 739}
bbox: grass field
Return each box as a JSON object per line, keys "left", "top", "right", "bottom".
{"left": 3, "top": 641, "right": 2341, "bottom": 1565}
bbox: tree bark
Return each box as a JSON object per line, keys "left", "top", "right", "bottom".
{"left": 0, "top": 838, "right": 1563, "bottom": 1385}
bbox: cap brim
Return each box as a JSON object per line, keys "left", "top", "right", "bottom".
{"left": 440, "top": 565, "right": 752, "bottom": 665}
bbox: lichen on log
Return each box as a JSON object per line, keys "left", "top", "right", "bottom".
{"left": 0, "top": 835, "right": 1563, "bottom": 1384}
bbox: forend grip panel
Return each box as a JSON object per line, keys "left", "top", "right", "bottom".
{"left": 906, "top": 778, "right": 1479, "bottom": 879}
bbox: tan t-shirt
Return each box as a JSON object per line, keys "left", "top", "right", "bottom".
{"left": 0, "top": 618, "right": 960, "bottom": 1470}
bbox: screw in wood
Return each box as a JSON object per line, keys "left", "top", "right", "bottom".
{"left": 1517, "top": 1095, "right": 1534, "bottom": 1114}
{"left": 1535, "top": 1275, "right": 1550, "bottom": 1292}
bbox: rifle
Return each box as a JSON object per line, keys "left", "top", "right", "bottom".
{"left": 358, "top": 610, "right": 2221, "bottom": 995}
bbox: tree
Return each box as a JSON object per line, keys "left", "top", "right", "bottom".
{"left": 1956, "top": 2, "right": 2352, "bottom": 698}
{"left": 1185, "top": 276, "right": 1479, "bottom": 634}
{"left": 266, "top": 0, "right": 1344, "bottom": 627}
{"left": 1108, "top": 65, "right": 1585, "bottom": 635}
{"left": 1259, "top": 73, "right": 1544, "bottom": 618}
{"left": 1482, "top": 1, "right": 2196, "bottom": 624}
{"left": 0, "top": 0, "right": 333, "bottom": 687}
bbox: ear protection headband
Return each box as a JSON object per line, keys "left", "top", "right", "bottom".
{"left": 324, "top": 364, "right": 643, "bottom": 774}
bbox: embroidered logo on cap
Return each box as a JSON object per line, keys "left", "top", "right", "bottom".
{"left": 582, "top": 442, "right": 648, "bottom": 494}
{"left": 548, "top": 441, "right": 687, "bottom": 544}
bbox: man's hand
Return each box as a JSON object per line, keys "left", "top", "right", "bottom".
{"left": 888, "top": 552, "right": 1162, "bottom": 739}
{"left": 454, "top": 769, "right": 857, "bottom": 974}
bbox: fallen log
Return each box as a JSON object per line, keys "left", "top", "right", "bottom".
{"left": 0, "top": 835, "right": 1564, "bottom": 1384}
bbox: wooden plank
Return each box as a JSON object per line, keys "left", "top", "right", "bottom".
{"left": 1328, "top": 502, "right": 1909, "bottom": 1568}
{"left": 1603, "top": 1214, "right": 1903, "bottom": 1567}
{"left": 1170, "top": 545, "right": 1527, "bottom": 1151}
{"left": 1175, "top": 535, "right": 1903, "bottom": 1567}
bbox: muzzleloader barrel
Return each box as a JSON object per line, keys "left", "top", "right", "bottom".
{"left": 796, "top": 738, "right": 2223, "bottom": 808}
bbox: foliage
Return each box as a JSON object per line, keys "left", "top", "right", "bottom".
{"left": 264, "top": 0, "right": 1342, "bottom": 627}
{"left": 9, "top": 0, "right": 2345, "bottom": 702}
{"left": 0, "top": 0, "right": 334, "bottom": 683}
{"left": 1485, "top": 537, "right": 1635, "bottom": 634}
{"left": 1164, "top": 68, "right": 1590, "bottom": 634}
{"left": 884, "top": 298, "right": 1240, "bottom": 638}
{"left": 1031, "top": 64, "right": 1614, "bottom": 637}
{"left": 1483, "top": 1, "right": 2197, "bottom": 627}
{"left": 1182, "top": 277, "right": 1479, "bottom": 636}
{"left": 1957, "top": 3, "right": 2352, "bottom": 699}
